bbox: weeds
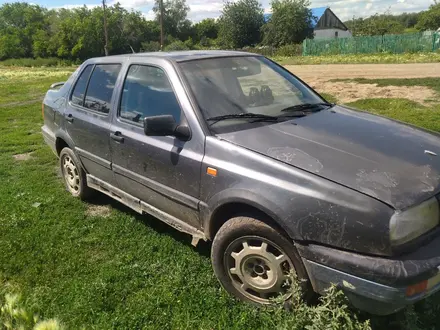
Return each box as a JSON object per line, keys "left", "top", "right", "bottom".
{"left": 268, "top": 274, "right": 371, "bottom": 330}
{"left": 0, "top": 280, "right": 62, "bottom": 330}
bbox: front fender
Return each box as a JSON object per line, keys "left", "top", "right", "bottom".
{"left": 201, "top": 136, "right": 395, "bottom": 256}
{"left": 202, "top": 187, "right": 290, "bottom": 240}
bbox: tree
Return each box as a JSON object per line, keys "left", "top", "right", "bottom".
{"left": 0, "top": 33, "right": 24, "bottom": 60}
{"left": 0, "top": 1, "right": 183, "bottom": 61}
{"left": 262, "top": 0, "right": 313, "bottom": 47}
{"left": 194, "top": 18, "right": 218, "bottom": 41}
{"left": 346, "top": 13, "right": 405, "bottom": 36}
{"left": 153, "top": 0, "right": 190, "bottom": 40}
{"left": 417, "top": 2, "right": 440, "bottom": 31}
{"left": 0, "top": 2, "right": 48, "bottom": 57}
{"left": 397, "top": 12, "right": 420, "bottom": 28}
{"left": 218, "top": 0, "right": 264, "bottom": 48}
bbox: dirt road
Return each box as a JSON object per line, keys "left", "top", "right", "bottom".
{"left": 284, "top": 63, "right": 440, "bottom": 81}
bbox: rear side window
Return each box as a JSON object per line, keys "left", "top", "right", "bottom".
{"left": 71, "top": 65, "right": 93, "bottom": 107}
{"left": 119, "top": 65, "right": 181, "bottom": 124}
{"left": 84, "top": 64, "right": 121, "bottom": 114}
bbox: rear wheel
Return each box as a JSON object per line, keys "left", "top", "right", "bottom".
{"left": 59, "top": 147, "right": 93, "bottom": 200}
{"left": 211, "top": 216, "right": 313, "bottom": 305}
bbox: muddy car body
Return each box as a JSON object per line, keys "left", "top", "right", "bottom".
{"left": 42, "top": 51, "right": 440, "bottom": 315}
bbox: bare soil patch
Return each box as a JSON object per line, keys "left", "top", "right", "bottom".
{"left": 284, "top": 63, "right": 440, "bottom": 105}
{"left": 285, "top": 63, "right": 440, "bottom": 81}
{"left": 86, "top": 204, "right": 112, "bottom": 218}
{"left": 13, "top": 152, "right": 34, "bottom": 161}
{"left": 309, "top": 80, "right": 436, "bottom": 105}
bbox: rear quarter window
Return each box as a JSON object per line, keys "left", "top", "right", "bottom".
{"left": 84, "top": 64, "right": 122, "bottom": 114}
{"left": 71, "top": 65, "right": 93, "bottom": 107}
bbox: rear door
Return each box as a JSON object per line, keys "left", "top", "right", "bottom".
{"left": 65, "top": 62, "right": 122, "bottom": 185}
{"left": 109, "top": 59, "right": 205, "bottom": 229}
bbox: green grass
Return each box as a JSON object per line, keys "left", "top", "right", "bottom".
{"left": 346, "top": 98, "right": 440, "bottom": 132}
{"left": 2, "top": 67, "right": 440, "bottom": 329}
{"left": 332, "top": 77, "right": 440, "bottom": 95}
{"left": 320, "top": 92, "right": 338, "bottom": 104}
{"left": 275, "top": 52, "right": 440, "bottom": 65}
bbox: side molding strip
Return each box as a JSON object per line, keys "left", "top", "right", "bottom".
{"left": 77, "top": 147, "right": 111, "bottom": 169}
{"left": 86, "top": 175, "right": 206, "bottom": 245}
{"left": 112, "top": 164, "right": 199, "bottom": 210}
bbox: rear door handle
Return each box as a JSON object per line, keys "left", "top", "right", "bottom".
{"left": 66, "top": 114, "right": 74, "bottom": 123}
{"left": 110, "top": 131, "right": 124, "bottom": 143}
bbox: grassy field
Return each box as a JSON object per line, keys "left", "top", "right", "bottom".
{"left": 2, "top": 67, "right": 440, "bottom": 329}
{"left": 1, "top": 52, "right": 440, "bottom": 68}
{"left": 275, "top": 52, "right": 440, "bottom": 65}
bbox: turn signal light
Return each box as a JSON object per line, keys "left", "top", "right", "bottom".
{"left": 207, "top": 167, "right": 217, "bottom": 177}
{"left": 42, "top": 103, "right": 45, "bottom": 120}
{"left": 406, "top": 280, "right": 427, "bottom": 297}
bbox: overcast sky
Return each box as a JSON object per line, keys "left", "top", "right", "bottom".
{"left": 0, "top": 0, "right": 435, "bottom": 22}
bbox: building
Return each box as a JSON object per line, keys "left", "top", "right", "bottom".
{"left": 263, "top": 7, "right": 352, "bottom": 40}
{"left": 311, "top": 7, "right": 352, "bottom": 39}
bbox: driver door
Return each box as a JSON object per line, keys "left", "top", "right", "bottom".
{"left": 109, "top": 62, "right": 204, "bottom": 229}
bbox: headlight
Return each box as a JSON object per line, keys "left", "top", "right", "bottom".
{"left": 390, "top": 197, "right": 439, "bottom": 246}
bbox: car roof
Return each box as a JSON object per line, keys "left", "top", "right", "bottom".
{"left": 92, "top": 50, "right": 259, "bottom": 63}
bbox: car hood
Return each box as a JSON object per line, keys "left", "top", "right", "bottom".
{"left": 218, "top": 106, "right": 440, "bottom": 210}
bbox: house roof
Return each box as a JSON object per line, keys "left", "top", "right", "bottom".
{"left": 264, "top": 7, "right": 330, "bottom": 28}
{"left": 310, "top": 7, "right": 327, "bottom": 28}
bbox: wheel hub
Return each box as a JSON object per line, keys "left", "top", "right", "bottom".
{"left": 227, "top": 237, "right": 294, "bottom": 303}
{"left": 62, "top": 155, "right": 80, "bottom": 193}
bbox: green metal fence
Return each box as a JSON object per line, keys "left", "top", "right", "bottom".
{"left": 303, "top": 32, "right": 440, "bottom": 56}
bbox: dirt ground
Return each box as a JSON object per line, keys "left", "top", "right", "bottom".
{"left": 285, "top": 63, "right": 440, "bottom": 80}
{"left": 285, "top": 63, "right": 440, "bottom": 104}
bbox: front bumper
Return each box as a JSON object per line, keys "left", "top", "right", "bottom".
{"left": 297, "top": 235, "right": 440, "bottom": 315}
{"left": 302, "top": 258, "right": 440, "bottom": 315}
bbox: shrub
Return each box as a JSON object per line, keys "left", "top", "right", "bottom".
{"left": 0, "top": 57, "right": 75, "bottom": 67}
{"left": 275, "top": 44, "right": 303, "bottom": 57}
{"left": 141, "top": 41, "right": 161, "bottom": 52}
{"left": 183, "top": 37, "right": 194, "bottom": 50}
{"left": 164, "top": 40, "right": 190, "bottom": 51}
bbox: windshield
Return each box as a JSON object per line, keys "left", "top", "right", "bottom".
{"left": 179, "top": 56, "right": 326, "bottom": 133}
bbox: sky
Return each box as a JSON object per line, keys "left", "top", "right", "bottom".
{"left": 0, "top": 0, "right": 435, "bottom": 22}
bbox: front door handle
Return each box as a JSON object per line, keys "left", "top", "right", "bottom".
{"left": 110, "top": 131, "right": 124, "bottom": 143}
{"left": 66, "top": 114, "right": 74, "bottom": 123}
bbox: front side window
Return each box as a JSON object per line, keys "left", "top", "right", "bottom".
{"left": 179, "top": 56, "right": 325, "bottom": 133}
{"left": 119, "top": 65, "right": 181, "bottom": 124}
{"left": 84, "top": 64, "right": 121, "bottom": 114}
{"left": 71, "top": 65, "right": 93, "bottom": 107}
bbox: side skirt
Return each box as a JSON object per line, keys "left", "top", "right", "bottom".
{"left": 86, "top": 174, "right": 206, "bottom": 246}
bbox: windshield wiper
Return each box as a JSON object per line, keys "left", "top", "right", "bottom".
{"left": 281, "top": 102, "right": 334, "bottom": 113}
{"left": 206, "top": 113, "right": 278, "bottom": 126}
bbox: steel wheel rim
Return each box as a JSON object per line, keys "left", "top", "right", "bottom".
{"left": 225, "top": 236, "right": 294, "bottom": 304}
{"left": 62, "top": 155, "right": 80, "bottom": 194}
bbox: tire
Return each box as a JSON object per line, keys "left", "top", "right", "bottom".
{"left": 59, "top": 147, "right": 94, "bottom": 200}
{"left": 211, "top": 216, "right": 313, "bottom": 305}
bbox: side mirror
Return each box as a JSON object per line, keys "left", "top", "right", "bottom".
{"left": 143, "top": 115, "right": 190, "bottom": 140}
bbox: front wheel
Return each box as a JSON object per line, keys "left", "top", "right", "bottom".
{"left": 211, "top": 216, "right": 313, "bottom": 305}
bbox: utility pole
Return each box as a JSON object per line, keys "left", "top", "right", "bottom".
{"left": 102, "top": 0, "right": 109, "bottom": 56}
{"left": 160, "top": 0, "right": 164, "bottom": 51}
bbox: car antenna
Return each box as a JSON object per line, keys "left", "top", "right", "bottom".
{"left": 129, "top": 45, "right": 136, "bottom": 54}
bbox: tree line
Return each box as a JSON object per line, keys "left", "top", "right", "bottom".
{"left": 0, "top": 0, "right": 440, "bottom": 61}
{"left": 345, "top": 3, "right": 440, "bottom": 36}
